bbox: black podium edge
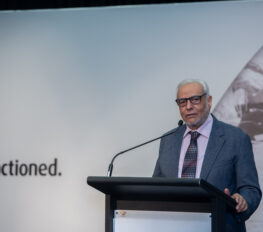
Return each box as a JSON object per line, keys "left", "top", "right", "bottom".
{"left": 87, "top": 176, "right": 236, "bottom": 210}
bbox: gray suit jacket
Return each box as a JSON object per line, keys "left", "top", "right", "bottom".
{"left": 153, "top": 115, "right": 261, "bottom": 231}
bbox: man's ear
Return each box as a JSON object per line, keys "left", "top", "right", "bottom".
{"left": 208, "top": 95, "right": 212, "bottom": 109}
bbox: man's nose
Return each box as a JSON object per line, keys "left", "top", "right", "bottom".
{"left": 186, "top": 99, "right": 193, "bottom": 109}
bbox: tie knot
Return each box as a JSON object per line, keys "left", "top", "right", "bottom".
{"left": 190, "top": 131, "right": 200, "bottom": 141}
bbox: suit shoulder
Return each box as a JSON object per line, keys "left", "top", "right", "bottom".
{"left": 216, "top": 119, "right": 249, "bottom": 138}
{"left": 163, "top": 124, "right": 185, "bottom": 136}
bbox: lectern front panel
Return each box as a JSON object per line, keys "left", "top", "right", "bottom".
{"left": 114, "top": 210, "right": 211, "bottom": 232}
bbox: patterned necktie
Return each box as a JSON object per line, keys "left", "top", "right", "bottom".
{"left": 181, "top": 131, "right": 200, "bottom": 178}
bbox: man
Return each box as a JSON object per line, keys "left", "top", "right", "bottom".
{"left": 153, "top": 79, "right": 261, "bottom": 231}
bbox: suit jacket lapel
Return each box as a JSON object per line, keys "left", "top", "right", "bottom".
{"left": 167, "top": 125, "right": 186, "bottom": 177}
{"left": 200, "top": 117, "right": 225, "bottom": 180}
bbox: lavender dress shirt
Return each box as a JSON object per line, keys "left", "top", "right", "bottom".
{"left": 178, "top": 114, "right": 213, "bottom": 178}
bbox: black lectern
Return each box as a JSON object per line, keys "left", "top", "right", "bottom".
{"left": 87, "top": 176, "right": 236, "bottom": 232}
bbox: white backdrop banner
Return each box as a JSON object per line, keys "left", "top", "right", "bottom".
{"left": 0, "top": 1, "right": 263, "bottom": 232}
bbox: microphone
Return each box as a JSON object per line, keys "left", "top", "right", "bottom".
{"left": 107, "top": 120, "right": 184, "bottom": 177}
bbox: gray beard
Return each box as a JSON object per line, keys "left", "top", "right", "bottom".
{"left": 186, "top": 104, "right": 210, "bottom": 129}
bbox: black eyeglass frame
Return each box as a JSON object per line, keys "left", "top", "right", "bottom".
{"left": 175, "top": 93, "right": 207, "bottom": 107}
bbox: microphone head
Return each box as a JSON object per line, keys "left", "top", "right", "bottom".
{"left": 178, "top": 120, "right": 184, "bottom": 126}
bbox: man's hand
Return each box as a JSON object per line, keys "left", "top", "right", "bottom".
{"left": 224, "top": 188, "right": 248, "bottom": 213}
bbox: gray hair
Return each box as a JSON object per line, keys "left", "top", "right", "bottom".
{"left": 176, "top": 79, "right": 210, "bottom": 98}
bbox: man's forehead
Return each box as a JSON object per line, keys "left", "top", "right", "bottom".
{"left": 177, "top": 82, "right": 204, "bottom": 97}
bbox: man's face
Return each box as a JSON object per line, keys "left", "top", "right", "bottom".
{"left": 177, "top": 82, "right": 212, "bottom": 130}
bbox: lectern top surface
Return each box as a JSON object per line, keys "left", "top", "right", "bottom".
{"left": 87, "top": 176, "right": 236, "bottom": 210}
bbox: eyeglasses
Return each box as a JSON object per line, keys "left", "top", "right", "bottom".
{"left": 175, "top": 93, "right": 207, "bottom": 107}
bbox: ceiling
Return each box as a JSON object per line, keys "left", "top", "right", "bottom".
{"left": 0, "top": 0, "right": 232, "bottom": 11}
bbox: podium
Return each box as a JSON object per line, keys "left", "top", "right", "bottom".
{"left": 87, "top": 176, "right": 236, "bottom": 232}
